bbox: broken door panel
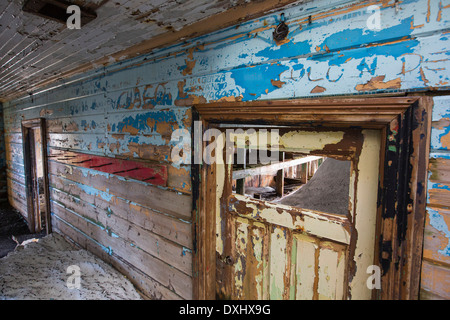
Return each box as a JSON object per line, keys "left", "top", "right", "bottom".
{"left": 216, "top": 127, "right": 381, "bottom": 300}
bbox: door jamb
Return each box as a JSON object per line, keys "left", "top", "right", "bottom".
{"left": 192, "top": 96, "right": 432, "bottom": 300}
{"left": 21, "top": 118, "right": 51, "bottom": 235}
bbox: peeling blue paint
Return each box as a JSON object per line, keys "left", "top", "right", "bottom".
{"left": 71, "top": 178, "right": 114, "bottom": 202}
{"left": 427, "top": 207, "right": 450, "bottom": 257}
{"left": 431, "top": 124, "right": 450, "bottom": 151}
{"left": 431, "top": 96, "right": 450, "bottom": 150}
{"left": 428, "top": 181, "right": 450, "bottom": 192}
{"left": 115, "top": 110, "right": 179, "bottom": 134}
{"left": 181, "top": 247, "right": 192, "bottom": 256}
{"left": 255, "top": 39, "right": 311, "bottom": 61}
{"left": 229, "top": 63, "right": 290, "bottom": 100}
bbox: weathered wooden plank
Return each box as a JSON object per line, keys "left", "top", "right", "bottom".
{"left": 46, "top": 109, "right": 189, "bottom": 147}
{"left": 233, "top": 217, "right": 248, "bottom": 300}
{"left": 106, "top": 108, "right": 191, "bottom": 136}
{"left": 269, "top": 226, "right": 290, "bottom": 300}
{"left": 420, "top": 259, "right": 450, "bottom": 300}
{"left": 4, "top": 132, "right": 22, "bottom": 145}
{"left": 317, "top": 247, "right": 339, "bottom": 300}
{"left": 48, "top": 161, "right": 192, "bottom": 220}
{"left": 317, "top": 241, "right": 346, "bottom": 300}
{"left": 423, "top": 207, "right": 450, "bottom": 266}
{"left": 167, "top": 165, "right": 191, "bottom": 193}
{"left": 428, "top": 157, "right": 450, "bottom": 185}
{"left": 47, "top": 132, "right": 174, "bottom": 163}
{"left": 6, "top": 169, "right": 25, "bottom": 185}
{"left": 7, "top": 178, "right": 26, "bottom": 201}
{"left": 50, "top": 182, "right": 191, "bottom": 248}
{"left": 427, "top": 181, "right": 450, "bottom": 209}
{"left": 50, "top": 150, "right": 168, "bottom": 187}
{"left": 48, "top": 133, "right": 108, "bottom": 154}
{"left": 430, "top": 96, "right": 450, "bottom": 151}
{"left": 46, "top": 116, "right": 106, "bottom": 134}
{"left": 228, "top": 194, "right": 351, "bottom": 245}
{"left": 6, "top": 160, "right": 25, "bottom": 176}
{"left": 250, "top": 222, "right": 268, "bottom": 300}
{"left": 293, "top": 233, "right": 318, "bottom": 300}
{"left": 5, "top": 143, "right": 23, "bottom": 163}
{"left": 51, "top": 202, "right": 193, "bottom": 299}
{"left": 108, "top": 197, "right": 192, "bottom": 249}
{"left": 7, "top": 171, "right": 28, "bottom": 218}
{"left": 51, "top": 216, "right": 183, "bottom": 300}
{"left": 106, "top": 135, "right": 173, "bottom": 163}
{"left": 230, "top": 218, "right": 269, "bottom": 300}
{"left": 8, "top": 193, "right": 27, "bottom": 218}
{"left": 428, "top": 157, "right": 450, "bottom": 210}
{"left": 50, "top": 187, "right": 192, "bottom": 275}
{"left": 7, "top": 180, "right": 27, "bottom": 203}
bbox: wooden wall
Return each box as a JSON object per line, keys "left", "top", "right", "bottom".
{"left": 0, "top": 103, "right": 6, "bottom": 203}
{"left": 1, "top": 0, "right": 450, "bottom": 299}
{"left": 421, "top": 96, "right": 450, "bottom": 300}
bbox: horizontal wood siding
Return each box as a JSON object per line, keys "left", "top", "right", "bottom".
{"left": 4, "top": 102, "right": 193, "bottom": 300}
{"left": 2, "top": 0, "right": 449, "bottom": 299}
{"left": 421, "top": 96, "right": 450, "bottom": 300}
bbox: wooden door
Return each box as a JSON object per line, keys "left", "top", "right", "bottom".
{"left": 194, "top": 97, "right": 431, "bottom": 300}
{"left": 215, "top": 127, "right": 381, "bottom": 300}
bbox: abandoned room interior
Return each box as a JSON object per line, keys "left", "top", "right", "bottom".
{"left": 0, "top": 0, "right": 449, "bottom": 300}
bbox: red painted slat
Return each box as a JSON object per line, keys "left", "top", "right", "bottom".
{"left": 53, "top": 151, "right": 167, "bottom": 186}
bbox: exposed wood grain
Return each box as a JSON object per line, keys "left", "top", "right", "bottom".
{"left": 293, "top": 234, "right": 317, "bottom": 300}
{"left": 50, "top": 187, "right": 193, "bottom": 275}
{"left": 228, "top": 194, "right": 351, "bottom": 245}
{"left": 423, "top": 207, "right": 450, "bottom": 266}
{"left": 420, "top": 259, "right": 450, "bottom": 300}
{"left": 48, "top": 160, "right": 192, "bottom": 220}
{"left": 51, "top": 202, "right": 193, "bottom": 299}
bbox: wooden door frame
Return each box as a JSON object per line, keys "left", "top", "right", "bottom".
{"left": 21, "top": 118, "right": 51, "bottom": 235}
{"left": 192, "top": 96, "right": 432, "bottom": 300}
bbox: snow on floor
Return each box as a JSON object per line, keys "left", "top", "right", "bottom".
{"left": 0, "top": 233, "right": 143, "bottom": 300}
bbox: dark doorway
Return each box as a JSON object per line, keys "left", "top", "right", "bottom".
{"left": 22, "top": 119, "right": 51, "bottom": 234}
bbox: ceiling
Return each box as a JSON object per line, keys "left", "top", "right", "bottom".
{"left": 0, "top": 0, "right": 300, "bottom": 102}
